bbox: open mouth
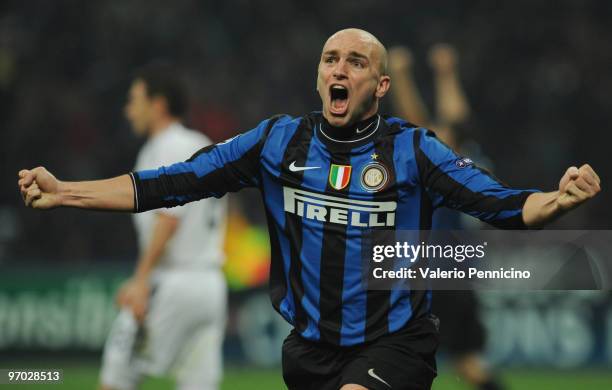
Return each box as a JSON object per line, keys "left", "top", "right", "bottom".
{"left": 330, "top": 85, "right": 349, "bottom": 116}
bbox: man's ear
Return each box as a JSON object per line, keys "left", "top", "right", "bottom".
{"left": 375, "top": 75, "right": 391, "bottom": 98}
{"left": 151, "top": 95, "right": 169, "bottom": 116}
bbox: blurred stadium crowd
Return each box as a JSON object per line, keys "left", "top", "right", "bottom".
{"left": 1, "top": 0, "right": 610, "bottom": 265}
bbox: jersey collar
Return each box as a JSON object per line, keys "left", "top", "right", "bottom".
{"left": 315, "top": 113, "right": 384, "bottom": 152}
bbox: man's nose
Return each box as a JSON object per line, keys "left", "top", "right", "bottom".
{"left": 332, "top": 60, "right": 348, "bottom": 79}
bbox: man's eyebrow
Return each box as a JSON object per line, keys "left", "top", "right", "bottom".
{"left": 347, "top": 51, "right": 369, "bottom": 61}
{"left": 322, "top": 50, "right": 369, "bottom": 62}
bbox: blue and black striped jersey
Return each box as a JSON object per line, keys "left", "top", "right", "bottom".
{"left": 130, "top": 112, "right": 537, "bottom": 346}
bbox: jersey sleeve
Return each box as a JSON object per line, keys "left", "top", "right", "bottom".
{"left": 130, "top": 116, "right": 280, "bottom": 213}
{"left": 414, "top": 128, "right": 540, "bottom": 228}
{"left": 151, "top": 132, "right": 213, "bottom": 219}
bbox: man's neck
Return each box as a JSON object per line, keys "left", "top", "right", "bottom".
{"left": 321, "top": 114, "right": 379, "bottom": 142}
{"left": 148, "top": 117, "right": 178, "bottom": 138}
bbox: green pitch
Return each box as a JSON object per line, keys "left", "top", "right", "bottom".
{"left": 7, "top": 363, "right": 612, "bottom": 389}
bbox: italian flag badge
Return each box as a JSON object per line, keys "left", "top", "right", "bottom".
{"left": 329, "top": 164, "right": 352, "bottom": 190}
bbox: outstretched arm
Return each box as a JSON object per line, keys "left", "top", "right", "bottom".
{"left": 523, "top": 164, "right": 601, "bottom": 227}
{"left": 414, "top": 129, "right": 601, "bottom": 228}
{"left": 18, "top": 116, "right": 281, "bottom": 213}
{"left": 18, "top": 167, "right": 135, "bottom": 211}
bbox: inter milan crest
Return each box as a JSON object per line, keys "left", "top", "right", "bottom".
{"left": 329, "top": 164, "right": 352, "bottom": 190}
{"left": 360, "top": 162, "right": 389, "bottom": 192}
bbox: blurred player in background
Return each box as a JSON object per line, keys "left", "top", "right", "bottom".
{"left": 389, "top": 44, "right": 506, "bottom": 390}
{"left": 99, "top": 63, "right": 227, "bottom": 390}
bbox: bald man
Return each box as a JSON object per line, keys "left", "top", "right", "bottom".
{"left": 18, "top": 29, "right": 600, "bottom": 390}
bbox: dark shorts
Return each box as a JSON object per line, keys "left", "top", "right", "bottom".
{"left": 282, "top": 315, "right": 439, "bottom": 390}
{"left": 433, "top": 290, "right": 485, "bottom": 356}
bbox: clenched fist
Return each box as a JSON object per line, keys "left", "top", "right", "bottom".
{"left": 557, "top": 164, "right": 601, "bottom": 210}
{"left": 388, "top": 46, "right": 414, "bottom": 73}
{"left": 18, "top": 167, "right": 62, "bottom": 209}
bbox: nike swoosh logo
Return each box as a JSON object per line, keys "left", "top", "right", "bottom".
{"left": 289, "top": 161, "right": 320, "bottom": 172}
{"left": 355, "top": 124, "right": 372, "bottom": 134}
{"left": 368, "top": 369, "right": 391, "bottom": 388}
{"left": 355, "top": 115, "right": 379, "bottom": 134}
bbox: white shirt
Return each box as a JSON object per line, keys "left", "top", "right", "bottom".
{"left": 133, "top": 122, "right": 227, "bottom": 272}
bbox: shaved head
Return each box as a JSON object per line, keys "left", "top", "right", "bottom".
{"left": 317, "top": 28, "right": 391, "bottom": 127}
{"left": 324, "top": 28, "right": 388, "bottom": 75}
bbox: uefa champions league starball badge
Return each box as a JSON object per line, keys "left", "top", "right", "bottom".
{"left": 360, "top": 162, "right": 388, "bottom": 192}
